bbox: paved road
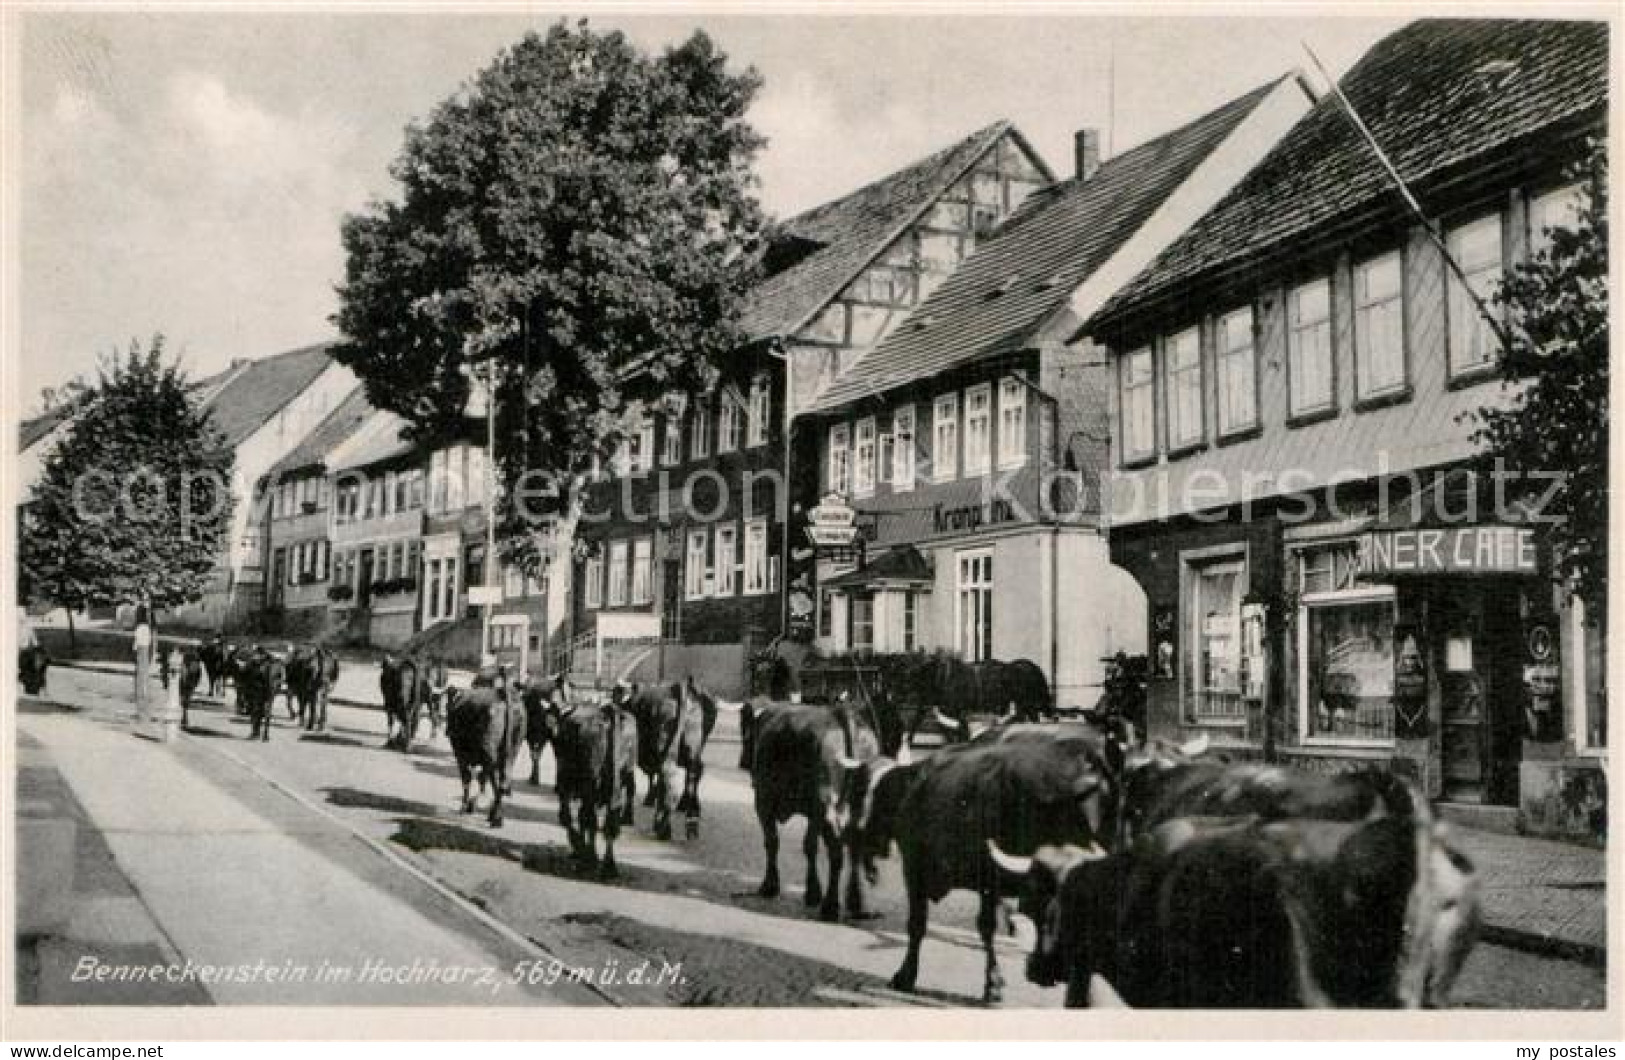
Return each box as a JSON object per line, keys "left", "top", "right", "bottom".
{"left": 21, "top": 666, "right": 1607, "bottom": 1008}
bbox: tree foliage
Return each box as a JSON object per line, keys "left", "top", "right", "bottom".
{"left": 1472, "top": 138, "right": 1608, "bottom": 620}
{"left": 332, "top": 21, "right": 769, "bottom": 573}
{"left": 21, "top": 337, "right": 235, "bottom": 613}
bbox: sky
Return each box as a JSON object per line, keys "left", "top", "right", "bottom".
{"left": 15, "top": 8, "right": 1415, "bottom": 409}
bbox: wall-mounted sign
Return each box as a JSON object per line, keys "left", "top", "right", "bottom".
{"left": 805, "top": 494, "right": 859, "bottom": 548}
{"left": 932, "top": 497, "right": 1016, "bottom": 535}
{"left": 1357, "top": 526, "right": 1538, "bottom": 576}
{"left": 1151, "top": 605, "right": 1177, "bottom": 680}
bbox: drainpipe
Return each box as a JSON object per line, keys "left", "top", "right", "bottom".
{"left": 1006, "top": 368, "right": 1066, "bottom": 714}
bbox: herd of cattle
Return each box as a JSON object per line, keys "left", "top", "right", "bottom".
{"left": 96, "top": 638, "right": 1484, "bottom": 1009}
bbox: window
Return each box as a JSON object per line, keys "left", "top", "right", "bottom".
{"left": 300, "top": 477, "right": 318, "bottom": 510}
{"left": 714, "top": 525, "right": 737, "bottom": 596}
{"left": 1288, "top": 278, "right": 1335, "bottom": 416}
{"left": 389, "top": 542, "right": 404, "bottom": 582}
{"left": 852, "top": 595, "right": 875, "bottom": 656}
{"left": 429, "top": 450, "right": 448, "bottom": 513}
{"left": 903, "top": 592, "right": 918, "bottom": 652}
{"left": 718, "top": 391, "right": 743, "bottom": 454}
{"left": 631, "top": 538, "right": 652, "bottom": 605}
{"left": 631, "top": 416, "right": 655, "bottom": 475}
{"left": 685, "top": 530, "right": 709, "bottom": 599}
{"left": 744, "top": 520, "right": 769, "bottom": 595}
{"left": 1297, "top": 542, "right": 1396, "bottom": 744}
{"left": 662, "top": 415, "right": 682, "bottom": 467}
{"left": 933, "top": 394, "right": 959, "bottom": 481}
{"left": 998, "top": 377, "right": 1026, "bottom": 468}
{"left": 441, "top": 558, "right": 458, "bottom": 619}
{"left": 1530, "top": 183, "right": 1584, "bottom": 255}
{"left": 828, "top": 424, "right": 851, "bottom": 496}
{"left": 690, "top": 399, "right": 711, "bottom": 459}
{"left": 957, "top": 549, "right": 993, "bottom": 662}
{"left": 1216, "top": 307, "right": 1258, "bottom": 435}
{"left": 392, "top": 471, "right": 409, "bottom": 513}
{"left": 1447, "top": 214, "right": 1504, "bottom": 378}
{"left": 747, "top": 374, "right": 771, "bottom": 447}
{"left": 612, "top": 438, "right": 631, "bottom": 478}
{"left": 893, "top": 406, "right": 916, "bottom": 490}
{"left": 504, "top": 564, "right": 524, "bottom": 599}
{"left": 446, "top": 446, "right": 466, "bottom": 511}
{"left": 408, "top": 468, "right": 424, "bottom": 509}
{"left": 405, "top": 541, "right": 417, "bottom": 581}
{"left": 964, "top": 384, "right": 991, "bottom": 475}
{"left": 853, "top": 418, "right": 876, "bottom": 497}
{"left": 426, "top": 559, "right": 442, "bottom": 618}
{"left": 1354, "top": 251, "right": 1406, "bottom": 399}
{"left": 606, "top": 542, "right": 628, "bottom": 606}
{"left": 1165, "top": 328, "right": 1203, "bottom": 449}
{"left": 819, "top": 590, "right": 835, "bottom": 639}
{"left": 1120, "top": 348, "right": 1155, "bottom": 461}
{"left": 1187, "top": 555, "right": 1245, "bottom": 723}
{"left": 584, "top": 551, "right": 603, "bottom": 609}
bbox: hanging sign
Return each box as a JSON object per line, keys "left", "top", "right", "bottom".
{"left": 805, "top": 494, "right": 858, "bottom": 548}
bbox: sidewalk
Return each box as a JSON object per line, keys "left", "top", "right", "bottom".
{"left": 15, "top": 694, "right": 591, "bottom": 1005}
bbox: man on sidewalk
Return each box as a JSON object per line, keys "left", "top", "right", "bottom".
{"left": 132, "top": 603, "right": 153, "bottom": 722}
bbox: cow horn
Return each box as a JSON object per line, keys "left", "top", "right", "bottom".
{"left": 986, "top": 839, "right": 1032, "bottom": 876}
{"left": 712, "top": 697, "right": 746, "bottom": 714}
{"left": 896, "top": 744, "right": 913, "bottom": 766}
{"left": 836, "top": 754, "right": 862, "bottom": 771}
{"left": 1178, "top": 734, "right": 1210, "bottom": 758}
{"left": 932, "top": 708, "right": 965, "bottom": 731}
{"left": 1087, "top": 974, "right": 1129, "bottom": 1008}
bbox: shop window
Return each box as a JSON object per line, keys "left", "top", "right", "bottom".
{"left": 685, "top": 530, "right": 708, "bottom": 600}
{"left": 1296, "top": 542, "right": 1396, "bottom": 744}
{"left": 854, "top": 418, "right": 876, "bottom": 497}
{"left": 1288, "top": 278, "right": 1334, "bottom": 417}
{"left": 1354, "top": 251, "right": 1406, "bottom": 400}
{"left": 607, "top": 542, "right": 628, "bottom": 607}
{"left": 748, "top": 374, "right": 771, "bottom": 447}
{"left": 1530, "top": 183, "right": 1585, "bottom": 256}
{"left": 893, "top": 405, "right": 916, "bottom": 491}
{"left": 1185, "top": 553, "right": 1245, "bottom": 724}
{"left": 1216, "top": 306, "right": 1258, "bottom": 435}
{"left": 998, "top": 377, "right": 1027, "bottom": 468}
{"left": 584, "top": 552, "right": 603, "bottom": 610}
{"left": 714, "top": 524, "right": 738, "bottom": 596}
{"left": 957, "top": 549, "right": 993, "bottom": 663}
{"left": 744, "top": 520, "right": 769, "bottom": 595}
{"left": 631, "top": 538, "right": 652, "bottom": 605}
{"left": 690, "top": 398, "right": 711, "bottom": 460}
{"left": 1165, "top": 328, "right": 1203, "bottom": 449}
{"left": 932, "top": 394, "right": 958, "bottom": 481}
{"left": 1446, "top": 214, "right": 1504, "bottom": 378}
{"left": 964, "top": 384, "right": 992, "bottom": 475}
{"left": 1120, "top": 348, "right": 1155, "bottom": 462}
{"left": 852, "top": 594, "right": 875, "bottom": 657}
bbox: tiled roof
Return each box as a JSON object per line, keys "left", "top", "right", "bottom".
{"left": 1093, "top": 18, "right": 1608, "bottom": 326}
{"left": 809, "top": 80, "right": 1282, "bottom": 413}
{"left": 200, "top": 342, "right": 337, "bottom": 449}
{"left": 740, "top": 121, "right": 1022, "bottom": 342}
{"left": 266, "top": 385, "right": 372, "bottom": 479}
{"left": 330, "top": 409, "right": 416, "bottom": 472}
{"left": 823, "top": 544, "right": 934, "bottom": 589}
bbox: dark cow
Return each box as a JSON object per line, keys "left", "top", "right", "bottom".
{"left": 239, "top": 648, "right": 285, "bottom": 742}
{"left": 992, "top": 795, "right": 1480, "bottom": 1008}
{"left": 380, "top": 654, "right": 428, "bottom": 750}
{"left": 553, "top": 688, "right": 639, "bottom": 877}
{"left": 177, "top": 649, "right": 203, "bottom": 729}
{"left": 741, "top": 701, "right": 880, "bottom": 923}
{"left": 521, "top": 675, "right": 568, "bottom": 788}
{"left": 848, "top": 734, "right": 1111, "bottom": 1002}
{"left": 902, "top": 656, "right": 1053, "bottom": 747}
{"left": 287, "top": 645, "right": 340, "bottom": 732}
{"left": 18, "top": 644, "right": 49, "bottom": 695}
{"left": 199, "top": 634, "right": 232, "bottom": 698}
{"left": 619, "top": 678, "right": 719, "bottom": 840}
{"left": 421, "top": 658, "right": 451, "bottom": 741}
{"left": 445, "top": 676, "right": 528, "bottom": 828}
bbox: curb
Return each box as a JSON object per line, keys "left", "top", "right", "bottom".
{"left": 1479, "top": 923, "right": 1607, "bottom": 968}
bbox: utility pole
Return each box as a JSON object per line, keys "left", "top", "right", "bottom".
{"left": 482, "top": 359, "right": 498, "bottom": 666}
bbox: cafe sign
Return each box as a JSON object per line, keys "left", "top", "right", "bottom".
{"left": 805, "top": 494, "right": 858, "bottom": 548}
{"left": 1356, "top": 526, "right": 1539, "bottom": 576}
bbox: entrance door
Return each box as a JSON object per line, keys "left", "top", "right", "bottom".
{"left": 357, "top": 549, "right": 375, "bottom": 608}
{"left": 1437, "top": 582, "right": 1524, "bottom": 805}
{"left": 1480, "top": 581, "right": 1526, "bottom": 806}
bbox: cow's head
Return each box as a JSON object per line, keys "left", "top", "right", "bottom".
{"left": 987, "top": 839, "right": 1106, "bottom": 988}
{"left": 841, "top": 755, "right": 918, "bottom": 883}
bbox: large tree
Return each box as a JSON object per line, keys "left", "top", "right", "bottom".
{"left": 21, "top": 337, "right": 235, "bottom": 648}
{"left": 333, "top": 21, "right": 768, "bottom": 573}
{"left": 1473, "top": 138, "right": 1608, "bottom": 621}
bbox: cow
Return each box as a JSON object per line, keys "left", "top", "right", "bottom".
{"left": 740, "top": 700, "right": 881, "bottom": 923}
{"left": 847, "top": 733, "right": 1113, "bottom": 1003}
{"left": 619, "top": 678, "right": 719, "bottom": 840}
{"left": 199, "top": 634, "right": 233, "bottom": 698}
{"left": 177, "top": 649, "right": 203, "bottom": 729}
{"left": 521, "top": 674, "right": 568, "bottom": 788}
{"left": 239, "top": 647, "right": 285, "bottom": 742}
{"left": 901, "top": 656, "right": 1053, "bottom": 748}
{"left": 445, "top": 674, "right": 528, "bottom": 828}
{"left": 421, "top": 658, "right": 452, "bottom": 742}
{"left": 286, "top": 645, "right": 339, "bottom": 732}
{"left": 990, "top": 794, "right": 1480, "bottom": 1008}
{"left": 18, "top": 644, "right": 49, "bottom": 695}
{"left": 380, "top": 653, "right": 428, "bottom": 751}
{"left": 552, "top": 687, "right": 639, "bottom": 877}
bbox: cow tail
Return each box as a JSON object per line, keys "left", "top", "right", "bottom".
{"left": 837, "top": 702, "right": 858, "bottom": 762}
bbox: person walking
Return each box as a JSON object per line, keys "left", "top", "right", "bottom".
{"left": 132, "top": 603, "right": 154, "bottom": 722}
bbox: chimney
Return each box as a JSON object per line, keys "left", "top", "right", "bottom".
{"left": 1074, "top": 128, "right": 1101, "bottom": 182}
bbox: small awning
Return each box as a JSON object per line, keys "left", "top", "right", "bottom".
{"left": 822, "top": 544, "right": 934, "bottom": 591}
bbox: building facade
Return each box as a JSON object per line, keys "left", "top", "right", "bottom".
{"left": 1086, "top": 20, "right": 1607, "bottom": 839}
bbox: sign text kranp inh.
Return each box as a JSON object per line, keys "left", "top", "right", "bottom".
{"left": 1356, "top": 526, "right": 1539, "bottom": 576}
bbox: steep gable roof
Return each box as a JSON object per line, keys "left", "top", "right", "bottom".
{"left": 740, "top": 121, "right": 1039, "bottom": 343}
{"left": 265, "top": 385, "right": 372, "bottom": 480}
{"left": 809, "top": 79, "right": 1284, "bottom": 412}
{"left": 1093, "top": 18, "right": 1608, "bottom": 327}
{"left": 200, "top": 342, "right": 336, "bottom": 449}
